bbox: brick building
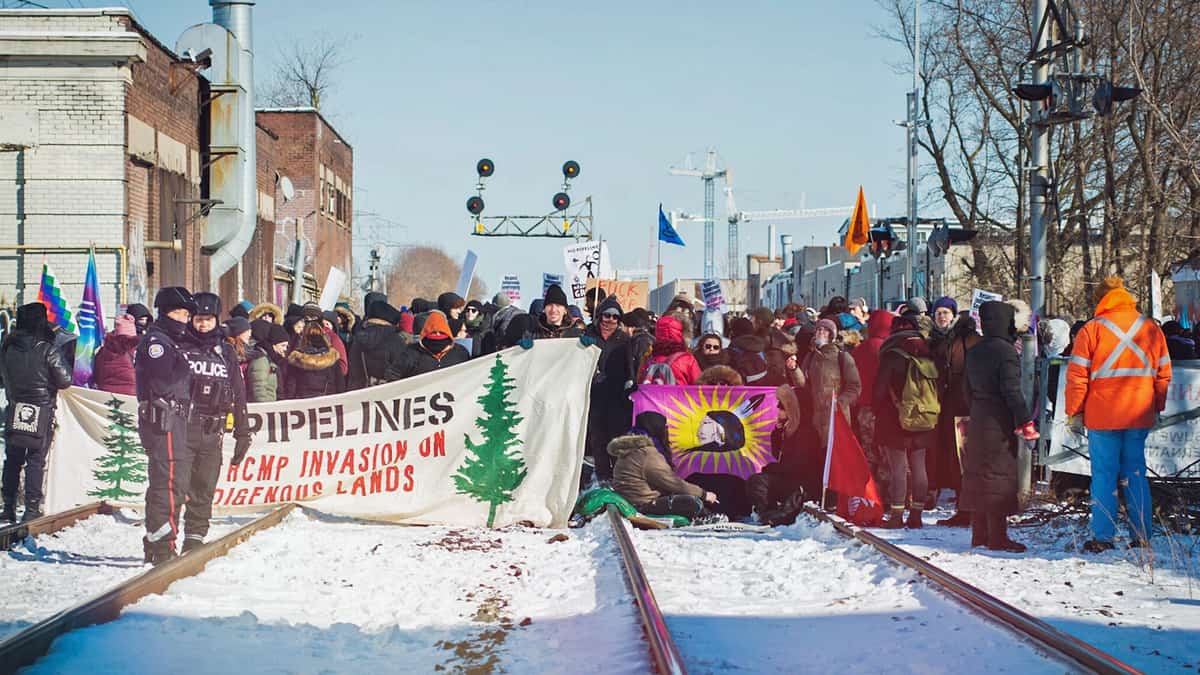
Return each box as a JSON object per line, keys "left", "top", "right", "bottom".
{"left": 0, "top": 7, "right": 294, "bottom": 320}
{"left": 256, "top": 108, "right": 352, "bottom": 306}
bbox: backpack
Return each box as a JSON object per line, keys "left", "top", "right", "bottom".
{"left": 643, "top": 352, "right": 685, "bottom": 385}
{"left": 889, "top": 350, "right": 941, "bottom": 432}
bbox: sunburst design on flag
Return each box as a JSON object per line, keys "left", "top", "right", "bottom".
{"left": 661, "top": 387, "right": 776, "bottom": 479}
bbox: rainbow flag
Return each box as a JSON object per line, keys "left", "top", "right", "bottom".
{"left": 37, "top": 258, "right": 75, "bottom": 333}
{"left": 73, "top": 249, "right": 105, "bottom": 386}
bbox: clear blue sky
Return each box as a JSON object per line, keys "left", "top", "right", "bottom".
{"left": 74, "top": 1, "right": 918, "bottom": 305}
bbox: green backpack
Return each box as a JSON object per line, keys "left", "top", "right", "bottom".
{"left": 890, "top": 350, "right": 941, "bottom": 432}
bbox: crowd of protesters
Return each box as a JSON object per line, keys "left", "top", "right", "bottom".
{"left": 0, "top": 273, "right": 1176, "bottom": 557}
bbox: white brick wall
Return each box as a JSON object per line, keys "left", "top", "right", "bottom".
{"left": 0, "top": 66, "right": 127, "bottom": 318}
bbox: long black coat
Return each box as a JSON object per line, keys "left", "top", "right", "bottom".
{"left": 960, "top": 302, "right": 1031, "bottom": 515}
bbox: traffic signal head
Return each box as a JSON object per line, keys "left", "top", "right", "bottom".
{"left": 466, "top": 196, "right": 485, "bottom": 215}
{"left": 562, "top": 161, "right": 580, "bottom": 179}
{"left": 552, "top": 192, "right": 570, "bottom": 211}
{"left": 476, "top": 158, "right": 495, "bottom": 178}
{"left": 1092, "top": 79, "right": 1141, "bottom": 116}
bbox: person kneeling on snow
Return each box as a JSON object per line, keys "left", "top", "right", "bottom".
{"left": 608, "top": 412, "right": 719, "bottom": 520}
{"left": 746, "top": 385, "right": 808, "bottom": 526}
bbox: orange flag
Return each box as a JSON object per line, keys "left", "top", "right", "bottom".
{"left": 844, "top": 186, "right": 870, "bottom": 255}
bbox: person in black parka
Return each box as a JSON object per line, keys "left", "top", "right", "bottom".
{"left": 961, "top": 301, "right": 1035, "bottom": 553}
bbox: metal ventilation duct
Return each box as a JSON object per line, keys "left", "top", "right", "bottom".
{"left": 177, "top": 1, "right": 257, "bottom": 289}
{"left": 781, "top": 234, "right": 794, "bottom": 271}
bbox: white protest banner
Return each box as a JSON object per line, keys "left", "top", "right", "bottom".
{"left": 455, "top": 250, "right": 479, "bottom": 298}
{"left": 47, "top": 341, "right": 601, "bottom": 528}
{"left": 563, "top": 240, "right": 613, "bottom": 302}
{"left": 1045, "top": 362, "right": 1200, "bottom": 478}
{"left": 318, "top": 266, "right": 347, "bottom": 311}
{"left": 969, "top": 289, "right": 1003, "bottom": 327}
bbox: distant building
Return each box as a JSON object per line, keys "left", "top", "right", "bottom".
{"left": 650, "top": 278, "right": 747, "bottom": 315}
{"left": 257, "top": 108, "right": 353, "bottom": 306}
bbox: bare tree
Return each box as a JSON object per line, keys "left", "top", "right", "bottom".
{"left": 384, "top": 245, "right": 488, "bottom": 309}
{"left": 260, "top": 35, "right": 351, "bottom": 110}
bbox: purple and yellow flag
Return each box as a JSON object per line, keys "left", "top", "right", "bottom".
{"left": 37, "top": 258, "right": 75, "bottom": 333}
{"left": 631, "top": 385, "right": 779, "bottom": 480}
{"left": 72, "top": 249, "right": 105, "bottom": 386}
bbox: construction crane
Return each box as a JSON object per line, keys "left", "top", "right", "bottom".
{"left": 668, "top": 148, "right": 726, "bottom": 280}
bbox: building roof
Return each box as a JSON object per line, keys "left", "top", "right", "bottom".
{"left": 256, "top": 107, "right": 353, "bottom": 150}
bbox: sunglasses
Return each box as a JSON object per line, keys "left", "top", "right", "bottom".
{"left": 600, "top": 311, "right": 620, "bottom": 320}
{"left": 465, "top": 308, "right": 480, "bottom": 315}
{"left": 702, "top": 343, "right": 721, "bottom": 352}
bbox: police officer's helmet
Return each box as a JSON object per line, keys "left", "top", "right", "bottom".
{"left": 153, "top": 286, "right": 197, "bottom": 314}
{"left": 192, "top": 292, "right": 222, "bottom": 318}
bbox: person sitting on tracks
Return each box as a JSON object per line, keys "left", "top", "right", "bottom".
{"left": 746, "top": 385, "right": 807, "bottom": 526}
{"left": 608, "top": 412, "right": 719, "bottom": 521}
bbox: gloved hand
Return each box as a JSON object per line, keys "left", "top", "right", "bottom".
{"left": 232, "top": 435, "right": 251, "bottom": 466}
{"left": 579, "top": 334, "right": 599, "bottom": 348}
{"left": 1015, "top": 420, "right": 1040, "bottom": 441}
{"left": 517, "top": 338, "right": 534, "bottom": 350}
{"left": 1067, "top": 414, "right": 1085, "bottom": 435}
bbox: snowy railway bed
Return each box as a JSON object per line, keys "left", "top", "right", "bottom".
{"left": 0, "top": 502, "right": 112, "bottom": 551}
{"left": 6, "top": 509, "right": 649, "bottom": 674}
{"left": 620, "top": 513, "right": 1134, "bottom": 675}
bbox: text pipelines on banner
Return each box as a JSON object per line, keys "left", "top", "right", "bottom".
{"left": 245, "top": 392, "right": 456, "bottom": 443}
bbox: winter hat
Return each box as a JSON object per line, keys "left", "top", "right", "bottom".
{"left": 931, "top": 296, "right": 958, "bottom": 315}
{"left": 891, "top": 314, "right": 919, "bottom": 334}
{"left": 1093, "top": 275, "right": 1125, "bottom": 305}
{"left": 363, "top": 292, "right": 387, "bottom": 314}
{"left": 544, "top": 284, "right": 569, "bottom": 308}
{"left": 421, "top": 310, "right": 452, "bottom": 339}
{"left": 902, "top": 297, "right": 928, "bottom": 316}
{"left": 411, "top": 298, "right": 433, "bottom": 314}
{"left": 492, "top": 292, "right": 512, "bottom": 309}
{"left": 301, "top": 302, "right": 323, "bottom": 321}
{"left": 113, "top": 313, "right": 137, "bottom": 337}
{"left": 567, "top": 305, "right": 583, "bottom": 321}
{"left": 285, "top": 303, "right": 303, "bottom": 318}
{"left": 322, "top": 310, "right": 339, "bottom": 326}
{"left": 595, "top": 295, "right": 623, "bottom": 318}
{"left": 125, "top": 303, "right": 152, "bottom": 321}
{"left": 621, "top": 308, "right": 650, "bottom": 329}
{"left": 225, "top": 316, "right": 252, "bottom": 338}
{"left": 367, "top": 301, "right": 402, "bottom": 325}
{"left": 398, "top": 311, "right": 415, "bottom": 334}
{"left": 250, "top": 318, "right": 273, "bottom": 344}
{"left": 229, "top": 301, "right": 251, "bottom": 319}
{"left": 15, "top": 302, "right": 48, "bottom": 333}
{"left": 815, "top": 318, "right": 839, "bottom": 337}
{"left": 728, "top": 316, "right": 755, "bottom": 339}
{"left": 752, "top": 307, "right": 775, "bottom": 328}
{"left": 268, "top": 323, "right": 291, "bottom": 345}
{"left": 437, "top": 292, "right": 466, "bottom": 315}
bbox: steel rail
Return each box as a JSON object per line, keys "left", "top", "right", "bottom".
{"left": 0, "top": 501, "right": 112, "bottom": 550}
{"left": 0, "top": 503, "right": 296, "bottom": 674}
{"left": 606, "top": 505, "right": 687, "bottom": 675}
{"left": 804, "top": 506, "right": 1141, "bottom": 675}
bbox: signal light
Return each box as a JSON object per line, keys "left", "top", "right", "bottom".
{"left": 562, "top": 160, "right": 580, "bottom": 179}
{"left": 1092, "top": 79, "right": 1141, "bottom": 117}
{"left": 1014, "top": 83, "right": 1053, "bottom": 101}
{"left": 476, "top": 158, "right": 494, "bottom": 177}
{"left": 552, "top": 192, "right": 570, "bottom": 211}
{"left": 467, "top": 196, "right": 485, "bottom": 215}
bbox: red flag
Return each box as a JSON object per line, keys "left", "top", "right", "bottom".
{"left": 822, "top": 394, "right": 883, "bottom": 525}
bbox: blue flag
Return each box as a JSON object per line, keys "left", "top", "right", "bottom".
{"left": 658, "top": 205, "right": 685, "bottom": 246}
{"left": 73, "top": 248, "right": 105, "bottom": 386}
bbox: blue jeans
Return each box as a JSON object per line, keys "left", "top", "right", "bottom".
{"left": 1087, "top": 428, "right": 1153, "bottom": 542}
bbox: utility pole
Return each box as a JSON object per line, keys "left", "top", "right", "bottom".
{"left": 1025, "top": 0, "right": 1051, "bottom": 407}
{"left": 898, "top": 0, "right": 921, "bottom": 299}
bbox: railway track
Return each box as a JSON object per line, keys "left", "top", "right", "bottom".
{"left": 0, "top": 503, "right": 295, "bottom": 675}
{"left": 802, "top": 506, "right": 1142, "bottom": 675}
{"left": 0, "top": 501, "right": 112, "bottom": 550}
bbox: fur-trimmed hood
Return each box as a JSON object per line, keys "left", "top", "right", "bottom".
{"left": 1008, "top": 299, "right": 1032, "bottom": 334}
{"left": 696, "top": 365, "right": 743, "bottom": 386}
{"left": 334, "top": 305, "right": 357, "bottom": 332}
{"left": 250, "top": 302, "right": 284, "bottom": 325}
{"left": 287, "top": 345, "right": 340, "bottom": 371}
{"left": 775, "top": 384, "right": 801, "bottom": 437}
{"left": 607, "top": 434, "right": 654, "bottom": 459}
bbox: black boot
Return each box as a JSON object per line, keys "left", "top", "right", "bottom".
{"left": 181, "top": 536, "right": 205, "bottom": 554}
{"left": 143, "top": 536, "right": 177, "bottom": 566}
{"left": 986, "top": 514, "right": 1026, "bottom": 553}
{"left": 20, "top": 502, "right": 42, "bottom": 523}
{"left": 937, "top": 511, "right": 972, "bottom": 527}
{"left": 970, "top": 512, "right": 989, "bottom": 548}
{"left": 881, "top": 507, "right": 905, "bottom": 529}
{"left": 1, "top": 503, "right": 15, "bottom": 523}
{"left": 905, "top": 508, "right": 924, "bottom": 529}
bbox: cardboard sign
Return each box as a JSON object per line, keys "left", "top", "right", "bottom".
{"left": 969, "top": 289, "right": 1003, "bottom": 329}
{"left": 455, "top": 250, "right": 478, "bottom": 299}
{"left": 563, "top": 241, "right": 613, "bottom": 302}
{"left": 318, "top": 266, "right": 347, "bottom": 311}
{"left": 585, "top": 279, "right": 649, "bottom": 312}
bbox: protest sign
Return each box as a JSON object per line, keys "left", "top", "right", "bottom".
{"left": 455, "top": 250, "right": 478, "bottom": 298}
{"left": 501, "top": 274, "right": 521, "bottom": 304}
{"left": 701, "top": 279, "right": 724, "bottom": 310}
{"left": 318, "top": 266, "right": 347, "bottom": 311}
{"left": 969, "top": 288, "right": 1003, "bottom": 327}
{"left": 47, "top": 341, "right": 600, "bottom": 528}
{"left": 542, "top": 273, "right": 563, "bottom": 296}
{"left": 563, "top": 241, "right": 613, "bottom": 301}
{"left": 585, "top": 278, "right": 649, "bottom": 312}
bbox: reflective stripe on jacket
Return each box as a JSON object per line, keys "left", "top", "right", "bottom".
{"left": 1064, "top": 288, "right": 1171, "bottom": 430}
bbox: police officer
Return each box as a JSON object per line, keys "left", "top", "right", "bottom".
{"left": 179, "top": 292, "right": 251, "bottom": 553}
{"left": 136, "top": 287, "right": 196, "bottom": 565}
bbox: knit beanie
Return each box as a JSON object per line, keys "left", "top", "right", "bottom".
{"left": 1093, "top": 276, "right": 1125, "bottom": 305}
{"left": 931, "top": 296, "right": 958, "bottom": 315}
{"left": 268, "top": 323, "right": 291, "bottom": 345}
{"left": 492, "top": 292, "right": 512, "bottom": 309}
{"left": 544, "top": 284, "right": 569, "bottom": 308}
{"left": 113, "top": 313, "right": 137, "bottom": 337}
{"left": 815, "top": 318, "right": 839, "bottom": 337}
{"left": 224, "top": 316, "right": 251, "bottom": 337}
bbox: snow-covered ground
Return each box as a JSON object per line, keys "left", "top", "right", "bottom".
{"left": 876, "top": 503, "right": 1200, "bottom": 673}
{"left": 0, "top": 510, "right": 245, "bottom": 642}
{"left": 629, "top": 517, "right": 1071, "bottom": 674}
{"left": 24, "top": 510, "right": 646, "bottom": 674}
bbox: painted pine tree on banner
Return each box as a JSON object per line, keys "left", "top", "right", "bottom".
{"left": 454, "top": 355, "right": 527, "bottom": 527}
{"left": 89, "top": 396, "right": 148, "bottom": 500}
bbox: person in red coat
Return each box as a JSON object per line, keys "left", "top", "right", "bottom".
{"left": 851, "top": 309, "right": 894, "bottom": 489}
{"left": 639, "top": 315, "right": 701, "bottom": 385}
{"left": 93, "top": 313, "right": 139, "bottom": 396}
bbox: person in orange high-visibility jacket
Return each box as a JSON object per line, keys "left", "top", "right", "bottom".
{"left": 1065, "top": 276, "right": 1171, "bottom": 553}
